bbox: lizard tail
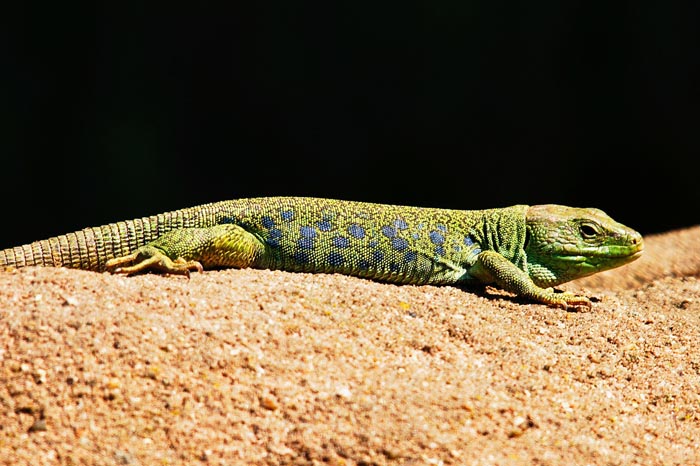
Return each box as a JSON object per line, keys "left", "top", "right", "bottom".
{"left": 0, "top": 201, "right": 245, "bottom": 272}
{"left": 0, "top": 219, "right": 163, "bottom": 272}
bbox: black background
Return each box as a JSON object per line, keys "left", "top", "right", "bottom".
{"left": 3, "top": 3, "right": 698, "bottom": 248}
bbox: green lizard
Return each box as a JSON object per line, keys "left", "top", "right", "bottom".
{"left": 0, "top": 197, "right": 643, "bottom": 308}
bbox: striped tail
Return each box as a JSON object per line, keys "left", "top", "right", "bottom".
{"left": 0, "top": 219, "right": 168, "bottom": 271}
{"left": 0, "top": 200, "right": 260, "bottom": 272}
{"left": 0, "top": 201, "right": 238, "bottom": 271}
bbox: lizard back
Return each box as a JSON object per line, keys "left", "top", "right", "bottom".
{"left": 218, "top": 197, "right": 516, "bottom": 285}
{"left": 0, "top": 197, "right": 511, "bottom": 284}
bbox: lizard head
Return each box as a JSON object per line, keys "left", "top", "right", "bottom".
{"left": 524, "top": 205, "right": 644, "bottom": 287}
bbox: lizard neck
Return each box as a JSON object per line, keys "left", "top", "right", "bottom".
{"left": 470, "top": 205, "right": 529, "bottom": 269}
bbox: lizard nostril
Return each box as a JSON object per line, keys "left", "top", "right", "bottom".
{"left": 631, "top": 234, "right": 644, "bottom": 250}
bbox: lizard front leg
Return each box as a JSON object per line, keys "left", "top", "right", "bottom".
{"left": 105, "top": 224, "right": 267, "bottom": 276}
{"left": 467, "top": 250, "right": 591, "bottom": 309}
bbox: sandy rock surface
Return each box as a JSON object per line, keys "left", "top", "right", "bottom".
{"left": 1, "top": 226, "right": 699, "bottom": 465}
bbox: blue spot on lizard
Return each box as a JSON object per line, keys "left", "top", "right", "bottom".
{"left": 348, "top": 224, "right": 365, "bottom": 239}
{"left": 300, "top": 226, "right": 316, "bottom": 238}
{"left": 298, "top": 238, "right": 314, "bottom": 250}
{"left": 327, "top": 252, "right": 344, "bottom": 266}
{"left": 317, "top": 220, "right": 332, "bottom": 232}
{"left": 381, "top": 225, "right": 397, "bottom": 238}
{"left": 267, "top": 228, "right": 283, "bottom": 247}
{"left": 394, "top": 219, "right": 408, "bottom": 230}
{"left": 429, "top": 231, "right": 445, "bottom": 245}
{"left": 333, "top": 236, "right": 350, "bottom": 248}
{"left": 391, "top": 237, "right": 409, "bottom": 251}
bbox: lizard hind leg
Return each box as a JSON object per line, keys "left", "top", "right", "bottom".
{"left": 105, "top": 224, "right": 266, "bottom": 276}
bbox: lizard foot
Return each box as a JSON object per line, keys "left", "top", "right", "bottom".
{"left": 105, "top": 247, "right": 203, "bottom": 277}
{"left": 541, "top": 288, "right": 592, "bottom": 310}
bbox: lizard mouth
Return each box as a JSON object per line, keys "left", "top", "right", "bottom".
{"left": 628, "top": 249, "right": 644, "bottom": 260}
{"left": 558, "top": 236, "right": 644, "bottom": 260}
{"left": 557, "top": 242, "right": 644, "bottom": 263}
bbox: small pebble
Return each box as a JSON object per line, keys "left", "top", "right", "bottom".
{"left": 28, "top": 419, "right": 47, "bottom": 433}
{"left": 261, "top": 394, "right": 279, "bottom": 410}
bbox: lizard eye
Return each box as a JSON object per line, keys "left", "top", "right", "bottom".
{"left": 579, "top": 222, "right": 600, "bottom": 239}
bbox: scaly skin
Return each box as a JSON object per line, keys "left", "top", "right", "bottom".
{"left": 0, "top": 197, "right": 644, "bottom": 308}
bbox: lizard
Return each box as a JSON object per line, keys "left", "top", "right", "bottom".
{"left": 0, "top": 197, "right": 643, "bottom": 308}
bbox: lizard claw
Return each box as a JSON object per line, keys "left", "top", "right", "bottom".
{"left": 532, "top": 287, "right": 591, "bottom": 310}
{"left": 548, "top": 291, "right": 592, "bottom": 310}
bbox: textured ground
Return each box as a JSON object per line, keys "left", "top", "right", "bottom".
{"left": 1, "top": 225, "right": 699, "bottom": 466}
